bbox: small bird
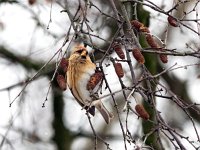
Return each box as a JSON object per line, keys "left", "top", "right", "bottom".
{"left": 67, "top": 45, "right": 113, "bottom": 124}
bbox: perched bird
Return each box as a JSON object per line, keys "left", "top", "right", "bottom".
{"left": 67, "top": 45, "right": 113, "bottom": 124}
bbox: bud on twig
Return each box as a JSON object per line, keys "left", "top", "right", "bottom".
{"left": 132, "top": 48, "right": 145, "bottom": 64}
{"left": 112, "top": 43, "right": 125, "bottom": 59}
{"left": 59, "top": 58, "right": 68, "bottom": 73}
{"left": 56, "top": 75, "right": 67, "bottom": 91}
{"left": 114, "top": 63, "right": 124, "bottom": 78}
{"left": 87, "top": 71, "right": 103, "bottom": 90}
{"left": 168, "top": 16, "right": 179, "bottom": 27}
{"left": 135, "top": 104, "right": 149, "bottom": 120}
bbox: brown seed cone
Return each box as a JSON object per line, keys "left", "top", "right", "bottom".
{"left": 146, "top": 35, "right": 168, "bottom": 63}
{"left": 146, "top": 34, "right": 159, "bottom": 48}
{"left": 159, "top": 54, "right": 168, "bottom": 63}
{"left": 56, "top": 75, "right": 67, "bottom": 91}
{"left": 135, "top": 104, "right": 149, "bottom": 120}
{"left": 28, "top": 0, "right": 36, "bottom": 5}
{"left": 168, "top": 16, "right": 179, "bottom": 27}
{"left": 59, "top": 58, "right": 69, "bottom": 73}
{"left": 131, "top": 20, "right": 144, "bottom": 30}
{"left": 114, "top": 63, "right": 124, "bottom": 78}
{"left": 132, "top": 48, "right": 145, "bottom": 64}
{"left": 112, "top": 43, "right": 125, "bottom": 59}
{"left": 87, "top": 71, "right": 103, "bottom": 90}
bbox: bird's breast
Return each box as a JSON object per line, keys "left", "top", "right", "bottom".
{"left": 67, "top": 58, "right": 96, "bottom": 105}
{"left": 77, "top": 67, "right": 95, "bottom": 103}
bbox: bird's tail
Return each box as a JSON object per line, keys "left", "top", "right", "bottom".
{"left": 95, "top": 101, "right": 114, "bottom": 124}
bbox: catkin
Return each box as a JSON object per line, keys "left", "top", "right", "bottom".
{"left": 168, "top": 16, "right": 179, "bottom": 27}
{"left": 114, "top": 63, "right": 124, "bottom": 78}
{"left": 146, "top": 34, "right": 168, "bottom": 64}
{"left": 131, "top": 20, "right": 144, "bottom": 30}
{"left": 87, "top": 71, "right": 103, "bottom": 90}
{"left": 159, "top": 54, "right": 168, "bottom": 63}
{"left": 28, "top": 0, "right": 36, "bottom": 5}
{"left": 56, "top": 75, "right": 67, "bottom": 91}
{"left": 59, "top": 58, "right": 68, "bottom": 73}
{"left": 135, "top": 104, "right": 150, "bottom": 120}
{"left": 132, "top": 48, "right": 145, "bottom": 64}
{"left": 146, "top": 34, "right": 159, "bottom": 48}
{"left": 113, "top": 43, "right": 125, "bottom": 59}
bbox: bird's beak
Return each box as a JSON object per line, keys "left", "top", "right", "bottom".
{"left": 80, "top": 50, "right": 87, "bottom": 60}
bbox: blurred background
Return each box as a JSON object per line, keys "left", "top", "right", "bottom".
{"left": 0, "top": 0, "right": 200, "bottom": 150}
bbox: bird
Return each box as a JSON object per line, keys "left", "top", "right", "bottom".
{"left": 66, "top": 45, "right": 113, "bottom": 124}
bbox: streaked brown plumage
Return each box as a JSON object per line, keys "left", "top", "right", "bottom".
{"left": 67, "top": 45, "right": 113, "bottom": 124}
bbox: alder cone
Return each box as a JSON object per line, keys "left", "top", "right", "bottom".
{"left": 168, "top": 16, "right": 179, "bottom": 27}
{"left": 131, "top": 20, "right": 144, "bottom": 30}
{"left": 56, "top": 75, "right": 67, "bottom": 91}
{"left": 135, "top": 104, "right": 149, "bottom": 120}
{"left": 159, "top": 54, "right": 168, "bottom": 63}
{"left": 28, "top": 0, "right": 36, "bottom": 5}
{"left": 114, "top": 63, "right": 124, "bottom": 78}
{"left": 146, "top": 34, "right": 159, "bottom": 48}
{"left": 146, "top": 35, "right": 168, "bottom": 63}
{"left": 113, "top": 43, "right": 125, "bottom": 59}
{"left": 60, "top": 58, "right": 68, "bottom": 73}
{"left": 87, "top": 71, "right": 103, "bottom": 90}
{"left": 132, "top": 48, "right": 145, "bottom": 64}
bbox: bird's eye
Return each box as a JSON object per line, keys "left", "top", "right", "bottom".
{"left": 76, "top": 49, "right": 83, "bottom": 54}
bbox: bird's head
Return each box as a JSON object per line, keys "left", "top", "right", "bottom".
{"left": 69, "top": 45, "right": 91, "bottom": 64}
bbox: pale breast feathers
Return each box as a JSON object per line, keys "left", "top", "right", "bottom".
{"left": 67, "top": 59, "right": 96, "bottom": 105}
